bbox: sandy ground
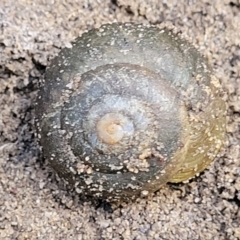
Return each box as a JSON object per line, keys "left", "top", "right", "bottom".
{"left": 0, "top": 0, "right": 240, "bottom": 239}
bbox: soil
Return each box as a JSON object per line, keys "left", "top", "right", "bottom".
{"left": 0, "top": 0, "right": 239, "bottom": 239}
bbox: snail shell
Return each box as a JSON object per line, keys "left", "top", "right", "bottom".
{"left": 36, "top": 23, "right": 226, "bottom": 201}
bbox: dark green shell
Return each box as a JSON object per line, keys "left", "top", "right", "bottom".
{"left": 36, "top": 23, "right": 226, "bottom": 201}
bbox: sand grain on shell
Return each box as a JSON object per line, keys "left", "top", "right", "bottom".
{"left": 0, "top": 0, "right": 240, "bottom": 239}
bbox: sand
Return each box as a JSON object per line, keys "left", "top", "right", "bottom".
{"left": 0, "top": 0, "right": 240, "bottom": 239}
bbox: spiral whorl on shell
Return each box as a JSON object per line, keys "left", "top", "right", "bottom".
{"left": 36, "top": 23, "right": 226, "bottom": 201}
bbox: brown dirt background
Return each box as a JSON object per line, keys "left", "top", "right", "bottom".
{"left": 0, "top": 0, "right": 240, "bottom": 239}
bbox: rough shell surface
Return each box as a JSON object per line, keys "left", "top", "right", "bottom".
{"left": 36, "top": 23, "right": 226, "bottom": 201}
